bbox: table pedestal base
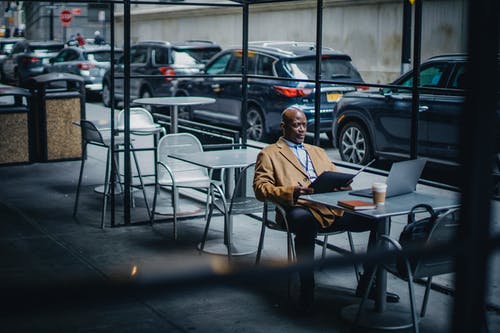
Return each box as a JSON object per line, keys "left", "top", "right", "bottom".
{"left": 94, "top": 184, "right": 123, "bottom": 195}
{"left": 198, "top": 237, "right": 257, "bottom": 256}
{"left": 341, "top": 303, "right": 417, "bottom": 330}
{"left": 154, "top": 203, "right": 203, "bottom": 216}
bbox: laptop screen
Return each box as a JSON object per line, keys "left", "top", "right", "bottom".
{"left": 349, "top": 159, "right": 426, "bottom": 198}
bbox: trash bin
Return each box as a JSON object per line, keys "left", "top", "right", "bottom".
{"left": 29, "top": 73, "right": 85, "bottom": 162}
{"left": 0, "top": 84, "right": 33, "bottom": 165}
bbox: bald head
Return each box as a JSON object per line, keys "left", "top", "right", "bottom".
{"left": 281, "top": 106, "right": 305, "bottom": 124}
{"left": 280, "top": 107, "right": 307, "bottom": 143}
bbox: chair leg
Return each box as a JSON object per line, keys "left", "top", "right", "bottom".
{"left": 287, "top": 231, "right": 296, "bottom": 263}
{"left": 318, "top": 234, "right": 328, "bottom": 271}
{"left": 226, "top": 212, "right": 232, "bottom": 259}
{"left": 73, "top": 144, "right": 87, "bottom": 217}
{"left": 406, "top": 270, "right": 420, "bottom": 333}
{"left": 255, "top": 221, "right": 267, "bottom": 264}
{"left": 131, "top": 148, "right": 151, "bottom": 219}
{"left": 322, "top": 235, "right": 328, "bottom": 260}
{"left": 204, "top": 185, "right": 211, "bottom": 221}
{"left": 347, "top": 231, "right": 360, "bottom": 283}
{"left": 101, "top": 147, "right": 112, "bottom": 229}
{"left": 150, "top": 182, "right": 159, "bottom": 225}
{"left": 420, "top": 276, "right": 433, "bottom": 317}
{"left": 200, "top": 200, "right": 215, "bottom": 251}
{"left": 172, "top": 186, "right": 178, "bottom": 240}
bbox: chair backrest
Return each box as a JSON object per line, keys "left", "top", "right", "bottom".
{"left": 157, "top": 133, "right": 208, "bottom": 181}
{"left": 409, "top": 208, "right": 460, "bottom": 279}
{"left": 228, "top": 162, "right": 263, "bottom": 214}
{"left": 262, "top": 201, "right": 290, "bottom": 232}
{"left": 80, "top": 119, "right": 105, "bottom": 145}
{"left": 117, "top": 107, "right": 157, "bottom": 134}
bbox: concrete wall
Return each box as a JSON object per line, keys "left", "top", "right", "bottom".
{"left": 115, "top": 0, "right": 468, "bottom": 83}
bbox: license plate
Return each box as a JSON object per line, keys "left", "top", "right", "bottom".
{"left": 327, "top": 92, "right": 342, "bottom": 102}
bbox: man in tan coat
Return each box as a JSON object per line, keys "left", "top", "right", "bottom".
{"left": 254, "top": 107, "right": 397, "bottom": 312}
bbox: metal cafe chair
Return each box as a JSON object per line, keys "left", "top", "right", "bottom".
{"left": 151, "top": 133, "right": 212, "bottom": 240}
{"left": 117, "top": 107, "right": 166, "bottom": 137}
{"left": 354, "top": 206, "right": 460, "bottom": 333}
{"left": 199, "top": 162, "right": 263, "bottom": 258}
{"left": 73, "top": 120, "right": 149, "bottom": 228}
{"left": 117, "top": 107, "right": 165, "bottom": 208}
{"left": 255, "top": 201, "right": 360, "bottom": 279}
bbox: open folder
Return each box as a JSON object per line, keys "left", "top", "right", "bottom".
{"left": 308, "top": 159, "right": 375, "bottom": 194}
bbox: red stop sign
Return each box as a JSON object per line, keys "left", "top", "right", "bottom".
{"left": 60, "top": 10, "right": 72, "bottom": 27}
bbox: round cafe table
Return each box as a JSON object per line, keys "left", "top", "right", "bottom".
{"left": 133, "top": 96, "right": 215, "bottom": 134}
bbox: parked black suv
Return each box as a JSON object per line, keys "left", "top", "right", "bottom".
{"left": 174, "top": 41, "right": 365, "bottom": 141}
{"left": 101, "top": 40, "right": 221, "bottom": 107}
{"left": 332, "top": 54, "right": 500, "bottom": 165}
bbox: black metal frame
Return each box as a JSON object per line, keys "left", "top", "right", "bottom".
{"left": 17, "top": 1, "right": 498, "bottom": 330}
{"left": 115, "top": 3, "right": 500, "bottom": 331}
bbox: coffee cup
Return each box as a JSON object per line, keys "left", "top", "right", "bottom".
{"left": 372, "top": 182, "right": 387, "bottom": 206}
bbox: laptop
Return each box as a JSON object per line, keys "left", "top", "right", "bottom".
{"left": 349, "top": 159, "right": 427, "bottom": 198}
{"left": 309, "top": 159, "right": 375, "bottom": 193}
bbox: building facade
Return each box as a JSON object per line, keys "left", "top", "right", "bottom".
{"left": 22, "top": 0, "right": 471, "bottom": 83}
{"left": 23, "top": 2, "right": 111, "bottom": 45}
{"left": 113, "top": 0, "right": 468, "bottom": 83}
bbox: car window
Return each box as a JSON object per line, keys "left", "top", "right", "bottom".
{"left": 88, "top": 51, "right": 113, "bottom": 62}
{"left": 400, "top": 62, "right": 450, "bottom": 89}
{"left": 256, "top": 54, "right": 276, "bottom": 76}
{"left": 65, "top": 50, "right": 79, "bottom": 61}
{"left": 206, "top": 53, "right": 232, "bottom": 75}
{"left": 131, "top": 47, "right": 148, "bottom": 64}
{"left": 450, "top": 64, "right": 467, "bottom": 89}
{"left": 0, "top": 43, "right": 15, "bottom": 55}
{"left": 153, "top": 47, "right": 169, "bottom": 65}
{"left": 181, "top": 48, "right": 220, "bottom": 63}
{"left": 171, "top": 50, "right": 199, "bottom": 66}
{"left": 225, "top": 51, "right": 256, "bottom": 74}
{"left": 53, "top": 50, "right": 68, "bottom": 62}
{"left": 12, "top": 42, "right": 25, "bottom": 54}
{"left": 283, "top": 57, "right": 363, "bottom": 82}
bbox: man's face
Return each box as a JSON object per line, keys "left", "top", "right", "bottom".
{"left": 281, "top": 109, "right": 307, "bottom": 144}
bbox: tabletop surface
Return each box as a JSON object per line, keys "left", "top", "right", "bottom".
{"left": 133, "top": 96, "right": 216, "bottom": 106}
{"left": 302, "top": 190, "right": 461, "bottom": 219}
{"left": 169, "top": 147, "right": 261, "bottom": 169}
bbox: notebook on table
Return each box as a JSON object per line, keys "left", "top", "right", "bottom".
{"left": 309, "top": 159, "right": 375, "bottom": 194}
{"left": 349, "top": 159, "right": 427, "bottom": 198}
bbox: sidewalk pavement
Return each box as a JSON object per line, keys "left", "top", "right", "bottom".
{"left": 0, "top": 102, "right": 498, "bottom": 332}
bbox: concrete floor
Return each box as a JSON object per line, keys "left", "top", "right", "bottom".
{"left": 0, "top": 103, "right": 498, "bottom": 332}
{"left": 1, "top": 151, "right": 499, "bottom": 332}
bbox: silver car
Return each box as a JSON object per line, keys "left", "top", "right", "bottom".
{"left": 45, "top": 45, "right": 122, "bottom": 95}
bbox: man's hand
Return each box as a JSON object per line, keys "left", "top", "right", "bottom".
{"left": 293, "top": 185, "right": 314, "bottom": 202}
{"left": 333, "top": 185, "right": 353, "bottom": 192}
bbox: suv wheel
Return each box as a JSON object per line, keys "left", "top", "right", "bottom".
{"left": 338, "top": 121, "right": 373, "bottom": 165}
{"left": 102, "top": 81, "right": 113, "bottom": 107}
{"left": 140, "top": 88, "right": 152, "bottom": 99}
{"left": 140, "top": 88, "right": 153, "bottom": 111}
{"left": 246, "top": 107, "right": 266, "bottom": 141}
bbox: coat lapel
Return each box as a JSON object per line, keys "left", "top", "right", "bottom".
{"left": 276, "top": 138, "right": 308, "bottom": 178}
